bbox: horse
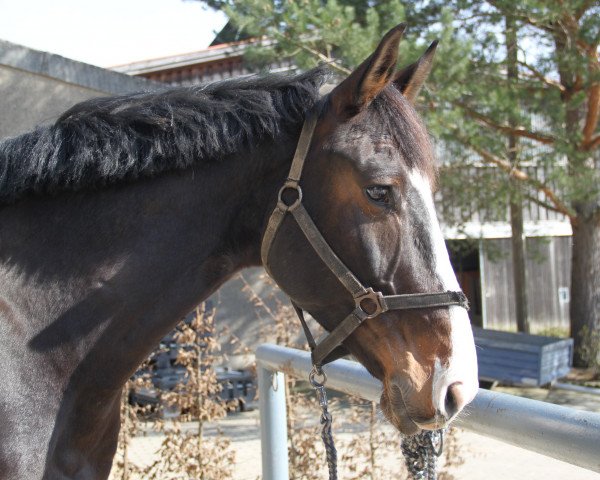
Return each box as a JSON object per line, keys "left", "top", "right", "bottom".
{"left": 0, "top": 24, "right": 478, "bottom": 479}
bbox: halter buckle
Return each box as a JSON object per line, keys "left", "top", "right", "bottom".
{"left": 277, "top": 180, "right": 303, "bottom": 212}
{"left": 355, "top": 288, "right": 386, "bottom": 318}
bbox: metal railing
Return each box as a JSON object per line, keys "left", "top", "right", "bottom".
{"left": 256, "top": 344, "right": 600, "bottom": 480}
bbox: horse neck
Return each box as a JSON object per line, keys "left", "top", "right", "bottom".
{"left": 215, "top": 135, "right": 299, "bottom": 265}
{"left": 0, "top": 124, "right": 300, "bottom": 479}
{"left": 3, "top": 127, "right": 298, "bottom": 386}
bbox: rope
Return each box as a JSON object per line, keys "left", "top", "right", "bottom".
{"left": 309, "top": 367, "right": 338, "bottom": 480}
{"left": 309, "top": 366, "right": 444, "bottom": 480}
{"left": 401, "top": 429, "right": 445, "bottom": 480}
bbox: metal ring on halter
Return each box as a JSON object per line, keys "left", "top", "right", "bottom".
{"left": 309, "top": 366, "right": 327, "bottom": 388}
{"left": 277, "top": 181, "right": 303, "bottom": 212}
{"left": 354, "top": 288, "right": 386, "bottom": 318}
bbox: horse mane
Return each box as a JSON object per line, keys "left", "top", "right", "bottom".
{"left": 0, "top": 67, "right": 328, "bottom": 204}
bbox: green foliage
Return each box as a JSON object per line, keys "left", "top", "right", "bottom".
{"left": 204, "top": 0, "right": 408, "bottom": 74}
{"left": 201, "top": 0, "right": 598, "bottom": 223}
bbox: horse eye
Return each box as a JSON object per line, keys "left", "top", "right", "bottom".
{"left": 365, "top": 186, "right": 391, "bottom": 204}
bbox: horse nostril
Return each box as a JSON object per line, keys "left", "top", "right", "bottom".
{"left": 444, "top": 382, "right": 465, "bottom": 419}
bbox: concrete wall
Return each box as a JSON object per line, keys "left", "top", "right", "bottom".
{"left": 0, "top": 39, "right": 159, "bottom": 139}
{"left": 209, "top": 267, "right": 309, "bottom": 368}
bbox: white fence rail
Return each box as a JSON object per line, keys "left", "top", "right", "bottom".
{"left": 256, "top": 344, "right": 600, "bottom": 480}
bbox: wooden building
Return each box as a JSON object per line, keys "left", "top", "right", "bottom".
{"left": 113, "top": 39, "right": 293, "bottom": 85}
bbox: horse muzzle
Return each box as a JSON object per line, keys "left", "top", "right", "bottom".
{"left": 381, "top": 371, "right": 477, "bottom": 436}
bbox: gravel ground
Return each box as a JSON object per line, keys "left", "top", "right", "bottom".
{"left": 121, "top": 385, "right": 600, "bottom": 479}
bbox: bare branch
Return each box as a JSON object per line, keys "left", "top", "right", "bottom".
{"left": 455, "top": 11, "right": 498, "bottom": 22}
{"left": 486, "top": 0, "right": 556, "bottom": 34}
{"left": 575, "top": 0, "right": 594, "bottom": 20}
{"left": 472, "top": 144, "right": 576, "bottom": 220}
{"left": 518, "top": 60, "right": 566, "bottom": 93}
{"left": 524, "top": 193, "right": 564, "bottom": 215}
{"left": 298, "top": 43, "right": 351, "bottom": 75}
{"left": 453, "top": 100, "right": 557, "bottom": 144}
{"left": 271, "top": 31, "right": 351, "bottom": 76}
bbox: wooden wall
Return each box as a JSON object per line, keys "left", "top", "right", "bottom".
{"left": 481, "top": 236, "right": 572, "bottom": 332}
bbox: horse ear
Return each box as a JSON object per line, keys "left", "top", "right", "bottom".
{"left": 329, "top": 24, "right": 406, "bottom": 117}
{"left": 393, "top": 40, "right": 438, "bottom": 103}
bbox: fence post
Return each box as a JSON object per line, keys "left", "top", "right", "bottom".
{"left": 258, "top": 365, "right": 289, "bottom": 480}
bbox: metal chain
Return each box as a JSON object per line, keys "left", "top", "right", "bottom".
{"left": 309, "top": 366, "right": 338, "bottom": 480}
{"left": 401, "top": 429, "right": 445, "bottom": 480}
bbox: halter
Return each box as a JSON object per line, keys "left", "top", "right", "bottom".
{"left": 261, "top": 102, "right": 466, "bottom": 480}
{"left": 261, "top": 103, "right": 469, "bottom": 369}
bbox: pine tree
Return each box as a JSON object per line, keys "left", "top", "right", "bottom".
{"left": 408, "top": 0, "right": 599, "bottom": 365}
{"left": 199, "top": 0, "right": 599, "bottom": 364}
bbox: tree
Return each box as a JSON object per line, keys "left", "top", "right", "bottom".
{"left": 200, "top": 0, "right": 599, "bottom": 365}
{"left": 201, "top": 0, "right": 408, "bottom": 75}
{"left": 408, "top": 0, "right": 599, "bottom": 365}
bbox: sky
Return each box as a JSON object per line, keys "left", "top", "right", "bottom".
{"left": 0, "top": 0, "right": 228, "bottom": 68}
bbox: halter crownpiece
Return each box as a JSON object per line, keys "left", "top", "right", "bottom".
{"left": 261, "top": 102, "right": 469, "bottom": 368}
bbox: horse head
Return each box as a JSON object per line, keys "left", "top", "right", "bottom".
{"left": 263, "top": 24, "right": 478, "bottom": 435}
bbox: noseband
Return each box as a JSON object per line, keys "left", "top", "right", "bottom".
{"left": 261, "top": 104, "right": 468, "bottom": 368}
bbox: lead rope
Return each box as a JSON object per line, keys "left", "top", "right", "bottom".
{"left": 401, "top": 429, "right": 445, "bottom": 480}
{"left": 309, "top": 366, "right": 338, "bottom": 480}
{"left": 309, "top": 364, "right": 444, "bottom": 480}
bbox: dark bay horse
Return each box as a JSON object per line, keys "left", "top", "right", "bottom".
{"left": 0, "top": 25, "right": 477, "bottom": 479}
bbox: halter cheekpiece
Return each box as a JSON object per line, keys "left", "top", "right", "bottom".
{"left": 261, "top": 102, "right": 469, "bottom": 368}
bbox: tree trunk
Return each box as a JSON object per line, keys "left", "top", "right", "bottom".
{"left": 551, "top": 28, "right": 597, "bottom": 366}
{"left": 570, "top": 210, "right": 600, "bottom": 367}
{"left": 510, "top": 195, "right": 530, "bottom": 333}
{"left": 506, "top": 14, "right": 529, "bottom": 333}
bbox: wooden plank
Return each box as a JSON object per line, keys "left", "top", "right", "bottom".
{"left": 475, "top": 326, "right": 562, "bottom": 345}
{"left": 481, "top": 238, "right": 515, "bottom": 331}
{"left": 478, "top": 355, "right": 538, "bottom": 371}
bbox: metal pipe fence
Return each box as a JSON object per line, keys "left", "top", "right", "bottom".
{"left": 256, "top": 343, "right": 600, "bottom": 479}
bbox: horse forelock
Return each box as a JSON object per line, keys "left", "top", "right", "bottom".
{"left": 0, "top": 66, "right": 329, "bottom": 204}
{"left": 371, "top": 86, "right": 437, "bottom": 184}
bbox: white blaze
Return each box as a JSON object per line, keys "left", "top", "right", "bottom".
{"left": 409, "top": 171, "right": 479, "bottom": 418}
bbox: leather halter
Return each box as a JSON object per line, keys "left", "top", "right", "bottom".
{"left": 261, "top": 103, "right": 469, "bottom": 368}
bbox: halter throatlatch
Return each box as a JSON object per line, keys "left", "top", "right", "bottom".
{"left": 261, "top": 104, "right": 469, "bottom": 368}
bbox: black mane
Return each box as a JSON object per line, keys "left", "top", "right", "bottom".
{"left": 0, "top": 67, "right": 328, "bottom": 204}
